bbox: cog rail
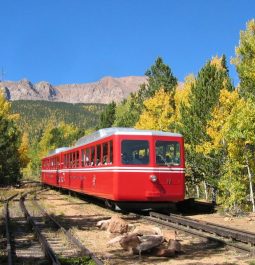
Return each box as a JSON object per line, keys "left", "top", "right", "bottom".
{"left": 146, "top": 212, "right": 255, "bottom": 254}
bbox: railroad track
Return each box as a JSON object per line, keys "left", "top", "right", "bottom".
{"left": 145, "top": 211, "right": 255, "bottom": 255}
{"left": 30, "top": 194, "right": 103, "bottom": 265}
{"left": 1, "top": 189, "right": 103, "bottom": 265}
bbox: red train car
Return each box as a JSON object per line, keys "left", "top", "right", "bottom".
{"left": 41, "top": 128, "right": 185, "bottom": 210}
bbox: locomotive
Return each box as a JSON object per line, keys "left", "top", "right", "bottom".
{"left": 41, "top": 128, "right": 185, "bottom": 210}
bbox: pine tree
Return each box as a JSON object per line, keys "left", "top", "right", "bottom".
{"left": 0, "top": 91, "right": 21, "bottom": 185}
{"left": 179, "top": 59, "right": 226, "bottom": 197}
{"left": 114, "top": 56, "right": 177, "bottom": 127}
{"left": 98, "top": 101, "right": 116, "bottom": 129}
{"left": 145, "top": 57, "right": 177, "bottom": 97}
{"left": 181, "top": 61, "right": 225, "bottom": 145}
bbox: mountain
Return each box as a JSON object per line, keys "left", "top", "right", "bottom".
{"left": 0, "top": 76, "right": 147, "bottom": 104}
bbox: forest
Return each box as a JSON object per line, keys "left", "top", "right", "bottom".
{"left": 1, "top": 19, "right": 255, "bottom": 213}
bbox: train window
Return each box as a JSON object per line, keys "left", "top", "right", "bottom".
{"left": 85, "top": 148, "right": 90, "bottom": 166}
{"left": 121, "top": 140, "right": 149, "bottom": 165}
{"left": 70, "top": 153, "right": 74, "bottom": 168}
{"left": 64, "top": 154, "right": 67, "bottom": 168}
{"left": 81, "top": 149, "right": 85, "bottom": 167}
{"left": 76, "top": 151, "right": 79, "bottom": 167}
{"left": 109, "top": 141, "right": 113, "bottom": 164}
{"left": 67, "top": 154, "right": 70, "bottom": 168}
{"left": 91, "top": 147, "right": 95, "bottom": 166}
{"left": 103, "top": 142, "right": 108, "bottom": 164}
{"left": 96, "top": 144, "right": 101, "bottom": 165}
{"left": 155, "top": 141, "right": 180, "bottom": 166}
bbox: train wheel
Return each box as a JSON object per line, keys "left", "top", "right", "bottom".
{"left": 105, "top": 200, "right": 116, "bottom": 210}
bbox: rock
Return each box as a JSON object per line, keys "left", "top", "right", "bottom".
{"left": 107, "top": 235, "right": 125, "bottom": 245}
{"left": 137, "top": 235, "right": 164, "bottom": 254}
{"left": 107, "top": 216, "right": 129, "bottom": 234}
{"left": 1, "top": 76, "right": 147, "bottom": 104}
{"left": 120, "top": 233, "right": 141, "bottom": 253}
{"left": 163, "top": 230, "right": 177, "bottom": 241}
{"left": 132, "top": 225, "right": 162, "bottom": 236}
{"left": 96, "top": 219, "right": 111, "bottom": 230}
{"left": 151, "top": 246, "right": 176, "bottom": 257}
{"left": 167, "top": 239, "right": 181, "bottom": 253}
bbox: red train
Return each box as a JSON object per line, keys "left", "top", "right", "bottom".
{"left": 41, "top": 128, "right": 185, "bottom": 210}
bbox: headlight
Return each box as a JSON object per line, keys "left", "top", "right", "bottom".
{"left": 150, "top": 175, "right": 157, "bottom": 182}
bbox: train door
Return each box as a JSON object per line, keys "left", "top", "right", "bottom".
{"left": 155, "top": 138, "right": 184, "bottom": 200}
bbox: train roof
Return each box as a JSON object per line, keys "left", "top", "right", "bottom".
{"left": 43, "top": 128, "right": 183, "bottom": 159}
{"left": 75, "top": 127, "right": 182, "bottom": 147}
{"left": 46, "top": 147, "right": 70, "bottom": 157}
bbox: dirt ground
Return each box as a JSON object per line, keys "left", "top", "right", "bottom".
{"left": 37, "top": 189, "right": 255, "bottom": 265}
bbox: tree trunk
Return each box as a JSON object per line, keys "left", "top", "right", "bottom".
{"left": 246, "top": 163, "right": 255, "bottom": 212}
{"left": 196, "top": 185, "right": 200, "bottom": 198}
{"left": 203, "top": 181, "right": 208, "bottom": 201}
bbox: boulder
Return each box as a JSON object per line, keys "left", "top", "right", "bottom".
{"left": 132, "top": 225, "right": 162, "bottom": 236}
{"left": 120, "top": 233, "right": 141, "bottom": 253}
{"left": 107, "top": 216, "right": 129, "bottom": 234}
{"left": 96, "top": 219, "right": 111, "bottom": 230}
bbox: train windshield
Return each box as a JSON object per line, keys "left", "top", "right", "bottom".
{"left": 155, "top": 141, "right": 180, "bottom": 166}
{"left": 121, "top": 140, "right": 149, "bottom": 165}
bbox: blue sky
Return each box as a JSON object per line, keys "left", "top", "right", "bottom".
{"left": 0, "top": 0, "right": 254, "bottom": 85}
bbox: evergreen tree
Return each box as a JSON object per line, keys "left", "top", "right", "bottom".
{"left": 98, "top": 101, "right": 116, "bottom": 129}
{"left": 179, "top": 59, "right": 226, "bottom": 195}
{"left": 114, "top": 56, "right": 177, "bottom": 127}
{"left": 0, "top": 91, "right": 21, "bottom": 185}
{"left": 221, "top": 54, "right": 234, "bottom": 91}
{"left": 145, "top": 57, "right": 178, "bottom": 97}
{"left": 181, "top": 61, "right": 225, "bottom": 145}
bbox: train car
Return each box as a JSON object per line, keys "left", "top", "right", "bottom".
{"left": 41, "top": 128, "right": 185, "bottom": 210}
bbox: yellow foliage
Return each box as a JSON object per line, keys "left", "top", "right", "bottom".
{"left": 210, "top": 55, "right": 224, "bottom": 71}
{"left": 174, "top": 74, "right": 194, "bottom": 116}
{"left": 0, "top": 90, "right": 11, "bottom": 115}
{"left": 0, "top": 90, "right": 20, "bottom": 121}
{"left": 197, "top": 89, "right": 240, "bottom": 154}
{"left": 19, "top": 132, "right": 30, "bottom": 168}
{"left": 135, "top": 88, "right": 174, "bottom": 131}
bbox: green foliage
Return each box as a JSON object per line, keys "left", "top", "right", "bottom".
{"left": 145, "top": 56, "right": 177, "bottom": 98}
{"left": 114, "top": 94, "right": 142, "bottom": 127}
{"left": 11, "top": 100, "right": 105, "bottom": 142}
{"left": 114, "top": 57, "right": 177, "bottom": 127}
{"left": 98, "top": 101, "right": 116, "bottom": 129}
{"left": 218, "top": 159, "right": 248, "bottom": 213}
{"left": 10, "top": 100, "right": 105, "bottom": 179}
{"left": 39, "top": 122, "right": 82, "bottom": 156}
{"left": 180, "top": 60, "right": 225, "bottom": 145}
{"left": 59, "top": 256, "right": 96, "bottom": 265}
{"left": 0, "top": 92, "right": 21, "bottom": 185}
{"left": 232, "top": 19, "right": 255, "bottom": 99}
{"left": 179, "top": 58, "right": 230, "bottom": 196}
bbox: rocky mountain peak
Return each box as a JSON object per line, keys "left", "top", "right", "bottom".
{"left": 0, "top": 76, "right": 147, "bottom": 104}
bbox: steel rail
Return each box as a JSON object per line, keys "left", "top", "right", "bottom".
{"left": 2, "top": 192, "right": 20, "bottom": 265}
{"left": 167, "top": 213, "right": 255, "bottom": 243}
{"left": 19, "top": 194, "right": 61, "bottom": 265}
{"left": 151, "top": 212, "right": 255, "bottom": 245}
{"left": 4, "top": 203, "right": 12, "bottom": 265}
{"left": 32, "top": 196, "right": 104, "bottom": 265}
{"left": 146, "top": 212, "right": 255, "bottom": 254}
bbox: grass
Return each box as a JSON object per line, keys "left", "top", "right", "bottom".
{"left": 58, "top": 256, "right": 96, "bottom": 265}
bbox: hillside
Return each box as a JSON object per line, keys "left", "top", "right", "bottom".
{"left": 11, "top": 100, "right": 106, "bottom": 141}
{"left": 1, "top": 76, "right": 147, "bottom": 104}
